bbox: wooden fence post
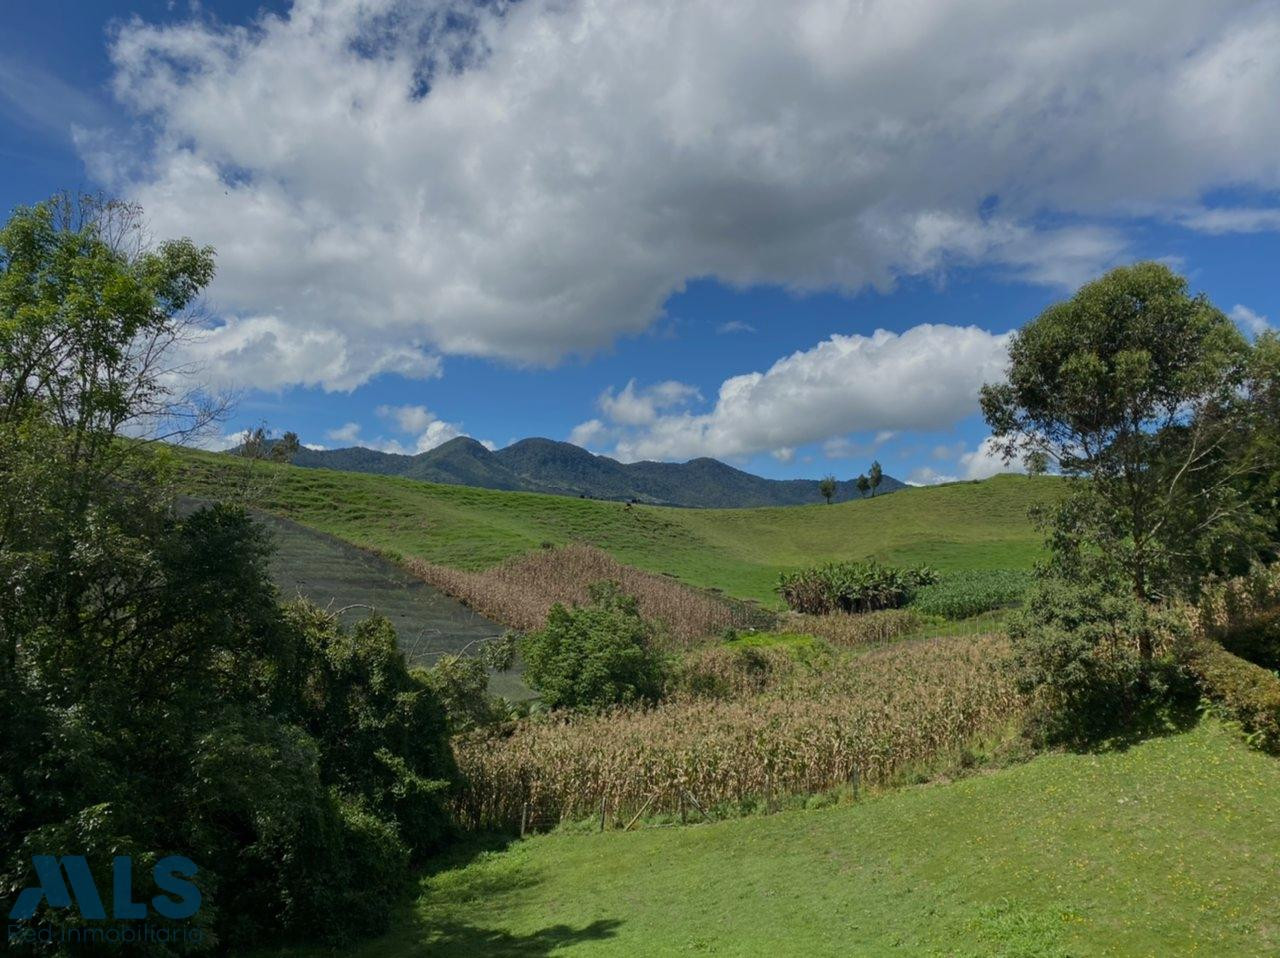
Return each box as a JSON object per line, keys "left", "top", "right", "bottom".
{"left": 600, "top": 795, "right": 607, "bottom": 832}
{"left": 520, "top": 802, "right": 528, "bottom": 838}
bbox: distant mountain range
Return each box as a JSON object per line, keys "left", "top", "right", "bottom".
{"left": 270, "top": 436, "right": 904, "bottom": 508}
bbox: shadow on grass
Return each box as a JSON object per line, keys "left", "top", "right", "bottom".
{"left": 1079, "top": 692, "right": 1202, "bottom": 755}
{"left": 396, "top": 918, "right": 622, "bottom": 957}
{"left": 361, "top": 833, "right": 624, "bottom": 957}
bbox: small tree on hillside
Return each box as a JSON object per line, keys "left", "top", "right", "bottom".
{"left": 868, "top": 461, "right": 883, "bottom": 496}
{"left": 519, "top": 582, "right": 666, "bottom": 711}
{"left": 819, "top": 474, "right": 837, "bottom": 505}
{"left": 856, "top": 474, "right": 871, "bottom": 498}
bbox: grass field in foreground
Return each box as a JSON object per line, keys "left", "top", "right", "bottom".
{"left": 275, "top": 719, "right": 1278, "bottom": 957}
{"left": 177, "top": 449, "right": 1059, "bottom": 606}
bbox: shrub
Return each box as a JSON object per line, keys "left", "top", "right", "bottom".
{"left": 1186, "top": 638, "right": 1280, "bottom": 750}
{"left": 777, "top": 561, "right": 938, "bottom": 615}
{"left": 1009, "top": 575, "right": 1190, "bottom": 746}
{"left": 285, "top": 604, "right": 458, "bottom": 858}
{"left": 1196, "top": 565, "right": 1280, "bottom": 670}
{"left": 908, "top": 569, "right": 1034, "bottom": 619}
{"left": 519, "top": 582, "right": 668, "bottom": 711}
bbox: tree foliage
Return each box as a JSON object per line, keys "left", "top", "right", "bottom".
{"left": 519, "top": 582, "right": 666, "bottom": 711}
{"left": 981, "top": 262, "right": 1266, "bottom": 606}
{"left": 818, "top": 474, "right": 836, "bottom": 505}
{"left": 0, "top": 198, "right": 457, "bottom": 949}
{"left": 868, "top": 461, "right": 883, "bottom": 496}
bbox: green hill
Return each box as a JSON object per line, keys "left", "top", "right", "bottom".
{"left": 176, "top": 448, "right": 1058, "bottom": 606}
{"left": 284, "top": 435, "right": 908, "bottom": 508}
{"left": 273, "top": 719, "right": 1280, "bottom": 957}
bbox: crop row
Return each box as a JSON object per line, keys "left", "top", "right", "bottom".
{"left": 454, "top": 634, "right": 1022, "bottom": 829}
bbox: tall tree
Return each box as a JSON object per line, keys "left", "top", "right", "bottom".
{"left": 856, "top": 474, "right": 871, "bottom": 498}
{"left": 819, "top": 474, "right": 837, "bottom": 505}
{"left": 868, "top": 460, "right": 883, "bottom": 497}
{"left": 980, "top": 261, "right": 1258, "bottom": 615}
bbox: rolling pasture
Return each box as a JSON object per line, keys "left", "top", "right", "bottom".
{"left": 176, "top": 448, "right": 1058, "bottom": 607}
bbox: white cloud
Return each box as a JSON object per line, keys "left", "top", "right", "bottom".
{"left": 1177, "top": 207, "right": 1280, "bottom": 235}
{"left": 717, "top": 321, "right": 757, "bottom": 335}
{"left": 85, "top": 0, "right": 1280, "bottom": 390}
{"left": 1230, "top": 304, "right": 1272, "bottom": 337}
{"left": 374, "top": 404, "right": 469, "bottom": 452}
{"left": 568, "top": 418, "right": 613, "bottom": 449}
{"left": 597, "top": 379, "right": 701, "bottom": 427}
{"left": 193, "top": 428, "right": 253, "bottom": 451}
{"left": 822, "top": 431, "right": 895, "bottom": 461}
{"left": 377, "top": 403, "right": 436, "bottom": 435}
{"left": 958, "top": 436, "right": 1023, "bottom": 480}
{"left": 184, "top": 315, "right": 442, "bottom": 393}
{"left": 772, "top": 447, "right": 795, "bottom": 464}
{"left": 328, "top": 405, "right": 475, "bottom": 454}
{"left": 605, "top": 323, "right": 1011, "bottom": 462}
{"left": 325, "top": 422, "right": 362, "bottom": 443}
{"left": 907, "top": 466, "right": 957, "bottom": 487}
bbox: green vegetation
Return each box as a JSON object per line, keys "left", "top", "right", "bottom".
{"left": 777, "top": 560, "right": 938, "bottom": 614}
{"left": 278, "top": 719, "right": 1280, "bottom": 957}
{"left": 520, "top": 583, "right": 666, "bottom": 711}
{"left": 0, "top": 197, "right": 460, "bottom": 949}
{"left": 908, "top": 568, "right": 1034, "bottom": 619}
{"left": 721, "top": 629, "right": 817, "bottom": 650}
{"left": 179, "top": 447, "right": 1057, "bottom": 606}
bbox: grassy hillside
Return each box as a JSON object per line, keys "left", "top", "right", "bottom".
{"left": 177, "top": 449, "right": 1059, "bottom": 605}
{"left": 274, "top": 719, "right": 1280, "bottom": 957}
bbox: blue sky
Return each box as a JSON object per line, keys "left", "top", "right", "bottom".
{"left": 4, "top": 0, "right": 1279, "bottom": 484}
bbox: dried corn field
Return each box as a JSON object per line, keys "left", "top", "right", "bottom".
{"left": 407, "top": 543, "right": 764, "bottom": 648}
{"left": 454, "top": 634, "right": 1023, "bottom": 830}
{"left": 782, "top": 608, "right": 924, "bottom": 647}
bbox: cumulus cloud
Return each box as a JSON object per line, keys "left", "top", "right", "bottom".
{"left": 568, "top": 418, "right": 612, "bottom": 449}
{"left": 597, "top": 379, "right": 701, "bottom": 427}
{"left": 84, "top": 0, "right": 1280, "bottom": 391}
{"left": 598, "top": 323, "right": 1010, "bottom": 462}
{"left": 959, "top": 436, "right": 1025, "bottom": 480}
{"left": 1230, "top": 304, "right": 1272, "bottom": 337}
{"left": 193, "top": 428, "right": 254, "bottom": 452}
{"left": 907, "top": 466, "right": 957, "bottom": 487}
{"left": 325, "top": 421, "right": 362, "bottom": 443}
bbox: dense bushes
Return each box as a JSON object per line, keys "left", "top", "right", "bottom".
{"left": 908, "top": 569, "right": 1033, "bottom": 619}
{"left": 520, "top": 582, "right": 668, "bottom": 711}
{"left": 1185, "top": 638, "right": 1280, "bottom": 750}
{"left": 1009, "top": 575, "right": 1192, "bottom": 746}
{"left": 0, "top": 199, "right": 459, "bottom": 951}
{"left": 1, "top": 499, "right": 457, "bottom": 949}
{"left": 777, "top": 561, "right": 938, "bottom": 615}
{"left": 1195, "top": 565, "right": 1280, "bottom": 670}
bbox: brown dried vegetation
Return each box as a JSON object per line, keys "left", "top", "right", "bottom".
{"left": 454, "top": 633, "right": 1022, "bottom": 829}
{"left": 407, "top": 543, "right": 763, "bottom": 648}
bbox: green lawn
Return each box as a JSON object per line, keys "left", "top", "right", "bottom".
{"left": 176, "top": 449, "right": 1058, "bottom": 605}
{"left": 278, "top": 719, "right": 1278, "bottom": 957}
